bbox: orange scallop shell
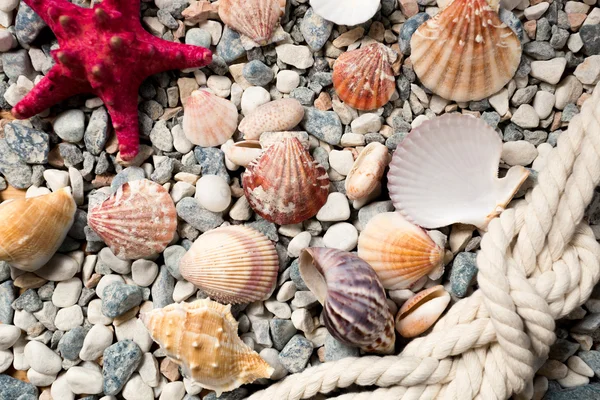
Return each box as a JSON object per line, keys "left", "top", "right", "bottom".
{"left": 218, "top": 0, "right": 281, "bottom": 45}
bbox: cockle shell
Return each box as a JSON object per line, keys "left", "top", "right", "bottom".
{"left": 333, "top": 43, "right": 397, "bottom": 111}
{"left": 183, "top": 90, "right": 238, "bottom": 147}
{"left": 218, "top": 0, "right": 281, "bottom": 45}
{"left": 387, "top": 114, "right": 530, "bottom": 229}
{"left": 0, "top": 188, "right": 76, "bottom": 272}
{"left": 357, "top": 212, "right": 444, "bottom": 290}
{"left": 243, "top": 137, "right": 330, "bottom": 225}
{"left": 88, "top": 179, "right": 177, "bottom": 260}
{"left": 345, "top": 142, "right": 390, "bottom": 200}
{"left": 395, "top": 285, "right": 451, "bottom": 338}
{"left": 223, "top": 141, "right": 263, "bottom": 167}
{"left": 299, "top": 248, "right": 395, "bottom": 354}
{"left": 410, "top": 0, "right": 522, "bottom": 102}
{"left": 141, "top": 299, "right": 273, "bottom": 395}
{"left": 238, "top": 98, "right": 305, "bottom": 140}
{"left": 310, "top": 0, "right": 380, "bottom": 26}
{"left": 179, "top": 226, "right": 279, "bottom": 304}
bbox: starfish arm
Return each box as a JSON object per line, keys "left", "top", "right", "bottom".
{"left": 98, "top": 0, "right": 141, "bottom": 17}
{"left": 142, "top": 34, "right": 212, "bottom": 76}
{"left": 23, "top": 0, "right": 83, "bottom": 33}
{"left": 99, "top": 87, "right": 141, "bottom": 161}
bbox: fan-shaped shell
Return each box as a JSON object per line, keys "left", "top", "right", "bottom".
{"left": 299, "top": 248, "right": 395, "bottom": 354}
{"left": 357, "top": 212, "right": 444, "bottom": 290}
{"left": 141, "top": 299, "right": 273, "bottom": 395}
{"left": 183, "top": 90, "right": 238, "bottom": 147}
{"left": 179, "top": 226, "right": 279, "bottom": 304}
{"left": 238, "top": 99, "right": 305, "bottom": 140}
{"left": 410, "top": 0, "right": 522, "bottom": 102}
{"left": 218, "top": 0, "right": 281, "bottom": 45}
{"left": 310, "top": 0, "right": 380, "bottom": 26}
{"left": 395, "top": 285, "right": 451, "bottom": 338}
{"left": 333, "top": 43, "right": 397, "bottom": 111}
{"left": 345, "top": 142, "right": 390, "bottom": 200}
{"left": 387, "top": 114, "right": 529, "bottom": 229}
{"left": 88, "top": 179, "right": 177, "bottom": 260}
{"left": 243, "top": 137, "right": 330, "bottom": 225}
{"left": 0, "top": 188, "right": 76, "bottom": 272}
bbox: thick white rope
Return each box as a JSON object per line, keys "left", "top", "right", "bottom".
{"left": 248, "top": 82, "right": 600, "bottom": 400}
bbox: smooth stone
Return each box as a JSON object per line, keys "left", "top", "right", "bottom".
{"left": 80, "top": 324, "right": 114, "bottom": 361}
{"left": 579, "top": 351, "right": 600, "bottom": 377}
{"left": 43, "top": 169, "right": 70, "bottom": 191}
{"left": 323, "top": 223, "right": 358, "bottom": 251}
{"left": 98, "top": 247, "right": 132, "bottom": 274}
{"left": 185, "top": 28, "right": 212, "bottom": 48}
{"left": 243, "top": 60, "right": 274, "bottom": 87}
{"left": 193, "top": 146, "right": 230, "bottom": 183}
{"left": 0, "top": 281, "right": 16, "bottom": 324}
{"left": 300, "top": 7, "right": 333, "bottom": 51}
{"left": 301, "top": 107, "right": 343, "bottom": 145}
{"left": 260, "top": 348, "right": 288, "bottom": 380}
{"left": 24, "top": 340, "right": 62, "bottom": 375}
{"left": 4, "top": 123, "right": 49, "bottom": 164}
{"left": 0, "top": 351, "right": 12, "bottom": 373}
{"left": 0, "top": 325, "right": 21, "bottom": 350}
{"left": 0, "top": 375, "right": 38, "bottom": 400}
{"left": 0, "top": 138, "right": 32, "bottom": 189}
{"left": 114, "top": 318, "right": 153, "bottom": 353}
{"left": 324, "top": 333, "right": 359, "bottom": 361}
{"left": 15, "top": 3, "right": 47, "bottom": 45}
{"left": 96, "top": 275, "right": 125, "bottom": 300}
{"left": 399, "top": 13, "right": 430, "bottom": 55}
{"left": 138, "top": 353, "right": 160, "bottom": 387}
{"left": 450, "top": 252, "right": 478, "bottom": 298}
{"left": 12, "top": 289, "right": 42, "bottom": 312}
{"left": 102, "top": 340, "right": 143, "bottom": 395}
{"left": 34, "top": 254, "right": 79, "bottom": 282}
{"left": 122, "top": 373, "right": 154, "bottom": 400}
{"left": 574, "top": 55, "right": 600, "bottom": 85}
{"left": 151, "top": 266, "right": 175, "bottom": 309}
{"left": 101, "top": 281, "right": 143, "bottom": 318}
{"left": 176, "top": 197, "right": 224, "bottom": 233}
{"left": 533, "top": 91, "right": 556, "bottom": 120}
{"left": 216, "top": 27, "right": 245, "bottom": 63}
{"left": 54, "top": 305, "right": 84, "bottom": 331}
{"left": 53, "top": 110, "right": 85, "bottom": 143}
{"left": 195, "top": 175, "right": 231, "bottom": 212}
{"left": 530, "top": 58, "right": 567, "bottom": 84}
{"left": 52, "top": 278, "right": 82, "bottom": 308}
{"left": 131, "top": 260, "right": 159, "bottom": 287}
{"left": 275, "top": 44, "right": 314, "bottom": 69}
{"left": 240, "top": 86, "right": 271, "bottom": 116}
{"left": 329, "top": 150, "right": 354, "bottom": 176}
{"left": 276, "top": 70, "right": 300, "bottom": 94}
{"left": 556, "top": 75, "right": 583, "bottom": 110}
{"left": 543, "top": 383, "right": 600, "bottom": 400}
{"left": 270, "top": 318, "right": 298, "bottom": 351}
{"left": 66, "top": 366, "right": 103, "bottom": 394}
{"left": 511, "top": 104, "right": 540, "bottom": 129}
{"left": 84, "top": 107, "right": 109, "bottom": 155}
{"left": 316, "top": 193, "right": 350, "bottom": 222}
{"left": 58, "top": 326, "right": 86, "bottom": 361}
{"left": 26, "top": 368, "right": 56, "bottom": 387}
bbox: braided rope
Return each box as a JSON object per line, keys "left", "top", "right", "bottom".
{"left": 248, "top": 83, "right": 600, "bottom": 400}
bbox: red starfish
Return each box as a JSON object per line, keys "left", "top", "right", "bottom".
{"left": 12, "top": 0, "right": 212, "bottom": 160}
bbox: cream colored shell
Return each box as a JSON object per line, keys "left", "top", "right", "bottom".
{"left": 345, "top": 142, "right": 390, "bottom": 200}
{"left": 395, "top": 285, "right": 451, "bottom": 338}
{"left": 238, "top": 98, "right": 305, "bottom": 140}
{"left": 183, "top": 90, "right": 238, "bottom": 147}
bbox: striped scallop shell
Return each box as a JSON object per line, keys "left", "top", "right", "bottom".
{"left": 395, "top": 285, "right": 451, "bottom": 338}
{"left": 141, "top": 299, "right": 273, "bottom": 395}
{"left": 357, "top": 212, "right": 444, "bottom": 290}
{"left": 183, "top": 90, "right": 238, "bottom": 147}
{"left": 310, "top": 0, "right": 380, "bottom": 26}
{"left": 243, "top": 137, "right": 330, "bottom": 225}
{"left": 238, "top": 98, "right": 305, "bottom": 140}
{"left": 88, "top": 179, "right": 177, "bottom": 260}
{"left": 410, "top": 0, "right": 522, "bottom": 102}
{"left": 179, "top": 226, "right": 279, "bottom": 304}
{"left": 333, "top": 43, "right": 397, "bottom": 111}
{"left": 218, "top": 0, "right": 281, "bottom": 45}
{"left": 299, "top": 248, "right": 395, "bottom": 354}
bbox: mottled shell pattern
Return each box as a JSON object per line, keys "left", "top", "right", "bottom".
{"left": 0, "top": 188, "right": 76, "bottom": 272}
{"left": 345, "top": 142, "right": 390, "bottom": 200}
{"left": 243, "top": 137, "right": 330, "bottom": 225}
{"left": 218, "top": 0, "right": 281, "bottom": 45}
{"left": 395, "top": 285, "right": 451, "bottom": 338}
{"left": 179, "top": 226, "right": 279, "bottom": 304}
{"left": 183, "top": 89, "right": 238, "bottom": 147}
{"left": 141, "top": 299, "right": 273, "bottom": 395}
{"left": 238, "top": 98, "right": 305, "bottom": 141}
{"left": 357, "top": 212, "right": 445, "bottom": 290}
{"left": 88, "top": 179, "right": 177, "bottom": 260}
{"left": 410, "top": 0, "right": 522, "bottom": 102}
{"left": 299, "top": 248, "right": 395, "bottom": 354}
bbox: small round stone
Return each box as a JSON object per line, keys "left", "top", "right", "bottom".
{"left": 276, "top": 70, "right": 300, "bottom": 94}
{"left": 195, "top": 175, "right": 231, "bottom": 212}
{"left": 52, "top": 109, "right": 86, "bottom": 143}
{"left": 243, "top": 60, "right": 274, "bottom": 87}
{"left": 131, "top": 260, "right": 159, "bottom": 287}
{"left": 322, "top": 222, "right": 359, "bottom": 251}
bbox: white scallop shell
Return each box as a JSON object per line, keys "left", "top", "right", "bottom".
{"left": 309, "top": 0, "right": 380, "bottom": 26}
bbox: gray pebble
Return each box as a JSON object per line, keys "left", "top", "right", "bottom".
{"left": 300, "top": 8, "right": 333, "bottom": 51}
{"left": 450, "top": 252, "right": 478, "bottom": 298}
{"left": 140, "top": 100, "right": 164, "bottom": 120}
{"left": 543, "top": 383, "right": 600, "bottom": 400}
{"left": 176, "top": 197, "right": 224, "bottom": 232}
{"left": 151, "top": 265, "right": 175, "bottom": 309}
{"left": 561, "top": 103, "right": 579, "bottom": 122}
{"left": 580, "top": 23, "right": 600, "bottom": 56}
{"left": 58, "top": 326, "right": 87, "bottom": 361}
{"left": 53, "top": 109, "right": 86, "bottom": 143}
{"left": 357, "top": 200, "right": 394, "bottom": 231}
{"left": 163, "top": 245, "right": 186, "bottom": 281}
{"left": 481, "top": 112, "right": 501, "bottom": 129}
{"left": 58, "top": 143, "right": 84, "bottom": 167}
{"left": 151, "top": 157, "right": 174, "bottom": 184}
{"left": 385, "top": 132, "right": 407, "bottom": 151}
{"left": 84, "top": 107, "right": 109, "bottom": 156}
{"left": 217, "top": 27, "right": 246, "bottom": 63}
{"left": 504, "top": 123, "right": 524, "bottom": 141}
{"left": 245, "top": 218, "right": 278, "bottom": 242}
{"left": 0, "top": 281, "right": 16, "bottom": 324}
{"left": 102, "top": 340, "right": 143, "bottom": 395}
{"left": 279, "top": 334, "right": 313, "bottom": 373}
{"left": 524, "top": 130, "right": 548, "bottom": 146}
{"left": 291, "top": 87, "right": 316, "bottom": 105}
{"left": 37, "top": 282, "right": 54, "bottom": 301}
{"left": 0, "top": 138, "right": 32, "bottom": 189}
{"left": 548, "top": 338, "right": 580, "bottom": 362}
{"left": 550, "top": 26, "right": 569, "bottom": 50}
{"left": 511, "top": 86, "right": 537, "bottom": 107}
{"left": 301, "top": 107, "right": 342, "bottom": 145}
{"left": 157, "top": 9, "right": 179, "bottom": 30}
{"left": 15, "top": 3, "right": 47, "bottom": 45}
{"left": 270, "top": 318, "right": 297, "bottom": 351}
{"left": 4, "top": 123, "right": 49, "bottom": 164}
{"left": 0, "top": 262, "right": 10, "bottom": 283}
{"left": 0, "top": 375, "right": 38, "bottom": 400}
{"left": 312, "top": 146, "right": 329, "bottom": 170}
{"left": 194, "top": 147, "right": 230, "bottom": 183}
{"left": 149, "top": 120, "right": 173, "bottom": 152}
{"left": 536, "top": 18, "right": 551, "bottom": 42}
{"left": 12, "top": 289, "right": 42, "bottom": 313}
{"left": 208, "top": 54, "right": 229, "bottom": 76}
{"left": 243, "top": 60, "right": 274, "bottom": 86}
{"left": 289, "top": 259, "right": 308, "bottom": 291}
{"left": 2, "top": 49, "right": 34, "bottom": 80}
{"left": 579, "top": 351, "right": 600, "bottom": 377}
{"left": 324, "top": 333, "right": 359, "bottom": 361}
{"left": 101, "top": 281, "right": 143, "bottom": 318}
{"left": 185, "top": 28, "right": 212, "bottom": 48}
{"left": 523, "top": 41, "right": 555, "bottom": 61}
{"left": 399, "top": 13, "right": 430, "bottom": 55}
{"left": 111, "top": 166, "right": 145, "bottom": 192}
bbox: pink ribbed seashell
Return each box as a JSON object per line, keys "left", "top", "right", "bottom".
{"left": 218, "top": 0, "right": 281, "bottom": 45}
{"left": 183, "top": 90, "right": 238, "bottom": 147}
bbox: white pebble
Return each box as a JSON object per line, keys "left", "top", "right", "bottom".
{"left": 96, "top": 274, "right": 125, "bottom": 299}
{"left": 79, "top": 324, "right": 114, "bottom": 361}
{"left": 0, "top": 324, "right": 21, "bottom": 350}
{"left": 123, "top": 373, "right": 154, "bottom": 400}
{"left": 51, "top": 373, "right": 75, "bottom": 400}
{"left": 195, "top": 175, "right": 231, "bottom": 212}
{"left": 35, "top": 254, "right": 79, "bottom": 281}
{"left": 329, "top": 150, "right": 355, "bottom": 176}
{"left": 159, "top": 381, "right": 185, "bottom": 400}
{"left": 0, "top": 350, "right": 12, "bottom": 373}
{"left": 138, "top": 353, "right": 160, "bottom": 387}
{"left": 291, "top": 308, "right": 315, "bottom": 333}
{"left": 87, "top": 299, "right": 114, "bottom": 325}
{"left": 275, "top": 44, "right": 314, "bottom": 69}
{"left": 316, "top": 193, "right": 351, "bottom": 222}
{"left": 207, "top": 75, "right": 232, "bottom": 98}
{"left": 287, "top": 231, "right": 312, "bottom": 257}
{"left": 557, "top": 368, "right": 589, "bottom": 388}
{"left": 52, "top": 277, "right": 82, "bottom": 308}
{"left": 13, "top": 310, "right": 37, "bottom": 331}
{"left": 530, "top": 58, "right": 567, "bottom": 85}
{"left": 511, "top": 104, "right": 539, "bottom": 129}
{"left": 99, "top": 247, "right": 132, "bottom": 274}
{"left": 276, "top": 281, "right": 297, "bottom": 302}
{"left": 264, "top": 299, "right": 292, "bottom": 319}
{"left": 24, "top": 341, "right": 62, "bottom": 375}
{"left": 27, "top": 368, "right": 56, "bottom": 386}
{"left": 351, "top": 113, "right": 381, "bottom": 134}
{"left": 131, "top": 259, "right": 159, "bottom": 287}
{"left": 489, "top": 88, "right": 509, "bottom": 116}
{"left": 567, "top": 356, "right": 594, "bottom": 378}
{"left": 173, "top": 280, "right": 196, "bottom": 302}
{"left": 241, "top": 86, "right": 271, "bottom": 116}
{"left": 524, "top": 2, "right": 549, "bottom": 19}
{"left": 323, "top": 222, "right": 359, "bottom": 251}
{"left": 502, "top": 141, "right": 538, "bottom": 166}
{"left": 170, "top": 181, "right": 195, "bottom": 204}
{"left": 532, "top": 91, "right": 555, "bottom": 120}
{"left": 65, "top": 366, "right": 103, "bottom": 394}
{"left": 276, "top": 70, "right": 300, "bottom": 94}
{"left": 43, "top": 169, "right": 70, "bottom": 192}
{"left": 115, "top": 318, "right": 153, "bottom": 352}
{"left": 183, "top": 377, "right": 203, "bottom": 395}
{"left": 54, "top": 305, "right": 84, "bottom": 331}
{"left": 260, "top": 348, "right": 288, "bottom": 380}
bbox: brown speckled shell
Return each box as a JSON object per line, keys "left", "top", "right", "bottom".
{"left": 238, "top": 98, "right": 305, "bottom": 140}
{"left": 299, "top": 248, "right": 396, "bottom": 354}
{"left": 218, "top": 0, "right": 281, "bottom": 44}
{"left": 242, "top": 137, "right": 329, "bottom": 225}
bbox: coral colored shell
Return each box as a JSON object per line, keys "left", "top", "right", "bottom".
{"left": 345, "top": 142, "right": 390, "bottom": 200}
{"left": 410, "top": 0, "right": 522, "bottom": 102}
{"left": 238, "top": 99, "right": 305, "bottom": 140}
{"left": 223, "top": 140, "right": 263, "bottom": 167}
{"left": 299, "top": 248, "right": 395, "bottom": 354}
{"left": 88, "top": 179, "right": 177, "bottom": 260}
{"left": 0, "top": 188, "right": 76, "bottom": 272}
{"left": 310, "top": 0, "right": 380, "bottom": 25}
{"left": 243, "top": 137, "right": 330, "bottom": 225}
{"left": 333, "top": 43, "right": 397, "bottom": 111}
{"left": 141, "top": 299, "right": 273, "bottom": 395}
{"left": 395, "top": 285, "right": 451, "bottom": 338}
{"left": 388, "top": 114, "right": 529, "bottom": 229}
{"left": 183, "top": 90, "right": 238, "bottom": 147}
{"left": 218, "top": 0, "right": 281, "bottom": 45}
{"left": 179, "top": 226, "right": 279, "bottom": 304}
{"left": 357, "top": 212, "right": 444, "bottom": 290}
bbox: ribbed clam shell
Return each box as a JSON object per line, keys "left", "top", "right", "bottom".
{"left": 243, "top": 137, "right": 330, "bottom": 225}
{"left": 0, "top": 188, "right": 76, "bottom": 272}
{"left": 183, "top": 90, "right": 238, "bottom": 147}
{"left": 387, "top": 114, "right": 529, "bottom": 229}
{"left": 141, "top": 299, "right": 273, "bottom": 395}
{"left": 395, "top": 285, "right": 451, "bottom": 338}
{"left": 299, "top": 248, "right": 395, "bottom": 354}
{"left": 238, "top": 99, "right": 305, "bottom": 140}
{"left": 333, "top": 43, "right": 396, "bottom": 111}
{"left": 357, "top": 212, "right": 444, "bottom": 290}
{"left": 88, "top": 179, "right": 177, "bottom": 260}
{"left": 345, "top": 142, "right": 390, "bottom": 200}
{"left": 218, "top": 0, "right": 281, "bottom": 45}
{"left": 310, "top": 0, "right": 380, "bottom": 25}
{"left": 410, "top": 0, "right": 522, "bottom": 102}
{"left": 179, "top": 226, "right": 279, "bottom": 304}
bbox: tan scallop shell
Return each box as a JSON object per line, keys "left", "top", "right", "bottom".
{"left": 141, "top": 299, "right": 273, "bottom": 395}
{"left": 0, "top": 188, "right": 76, "bottom": 272}
{"left": 395, "top": 285, "right": 451, "bottom": 338}
{"left": 223, "top": 141, "right": 263, "bottom": 167}
{"left": 410, "top": 0, "right": 522, "bottom": 102}
{"left": 345, "top": 142, "right": 390, "bottom": 200}
{"left": 357, "top": 212, "right": 444, "bottom": 290}
{"left": 218, "top": 0, "right": 281, "bottom": 45}
{"left": 238, "top": 98, "right": 305, "bottom": 140}
{"left": 183, "top": 90, "right": 238, "bottom": 147}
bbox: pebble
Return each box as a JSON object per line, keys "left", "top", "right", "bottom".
{"left": 149, "top": 121, "right": 173, "bottom": 152}
{"left": 96, "top": 275, "right": 125, "bottom": 299}
{"left": 579, "top": 351, "right": 600, "bottom": 377}
{"left": 329, "top": 150, "right": 354, "bottom": 176}
{"left": 132, "top": 259, "right": 159, "bottom": 287}
{"left": 287, "top": 232, "right": 312, "bottom": 258}
{"left": 511, "top": 104, "right": 540, "bottom": 129}
{"left": 532, "top": 91, "right": 556, "bottom": 120}
{"left": 50, "top": 374, "right": 74, "bottom": 400}
{"left": 52, "top": 278, "right": 82, "bottom": 308}
{"left": 15, "top": 3, "right": 46, "bottom": 45}
{"left": 399, "top": 13, "right": 430, "bottom": 55}
{"left": 53, "top": 110, "right": 86, "bottom": 143}
{"left": 185, "top": 28, "right": 212, "bottom": 48}
{"left": 300, "top": 7, "right": 333, "bottom": 51}
{"left": 502, "top": 141, "right": 538, "bottom": 166}
{"left": 84, "top": 107, "right": 109, "bottom": 155}
{"left": 324, "top": 334, "right": 360, "bottom": 361}
{"left": 102, "top": 281, "right": 143, "bottom": 318}
{"left": 568, "top": 356, "right": 594, "bottom": 378}
{"left": 0, "top": 281, "right": 15, "bottom": 324}
{"left": 176, "top": 197, "right": 224, "bottom": 232}
{"left": 525, "top": 2, "right": 550, "bottom": 20}
{"left": 0, "top": 375, "right": 38, "bottom": 399}
{"left": 279, "top": 334, "right": 313, "bottom": 373}
{"left": 35, "top": 254, "right": 79, "bottom": 281}
{"left": 0, "top": 324, "right": 21, "bottom": 350}
{"left": 33, "top": 301, "right": 57, "bottom": 331}
{"left": 102, "top": 340, "right": 143, "bottom": 395}
{"left": 580, "top": 24, "right": 600, "bottom": 56}
{"left": 276, "top": 70, "right": 300, "bottom": 94}
{"left": 241, "top": 86, "right": 271, "bottom": 116}
{"left": 539, "top": 359, "right": 569, "bottom": 379}
{"left": 160, "top": 381, "right": 186, "bottom": 400}
{"left": 276, "top": 44, "right": 314, "bottom": 69}
{"left": 58, "top": 326, "right": 86, "bottom": 361}
{"left": 530, "top": 58, "right": 567, "bottom": 85}
{"left": 270, "top": 319, "right": 297, "bottom": 351}
{"left": 66, "top": 365, "right": 104, "bottom": 394}
{"left": 80, "top": 324, "right": 114, "bottom": 361}
{"left": 173, "top": 281, "right": 196, "bottom": 302}
{"left": 195, "top": 175, "right": 231, "bottom": 212}
{"left": 151, "top": 266, "right": 175, "bottom": 309}
{"left": 557, "top": 369, "right": 589, "bottom": 388}
{"left": 243, "top": 60, "right": 274, "bottom": 87}
{"left": 12, "top": 288, "right": 42, "bottom": 312}
{"left": 4, "top": 123, "right": 49, "bottom": 164}
{"left": 122, "top": 373, "right": 154, "bottom": 400}
{"left": 194, "top": 147, "right": 230, "bottom": 183}
{"left": 316, "top": 193, "right": 350, "bottom": 221}
{"left": 27, "top": 369, "right": 56, "bottom": 387}
{"left": 574, "top": 55, "right": 600, "bottom": 85}
{"left": 549, "top": 339, "right": 580, "bottom": 362}
{"left": 138, "top": 353, "right": 160, "bottom": 387}
{"left": 351, "top": 113, "right": 382, "bottom": 134}
{"left": 302, "top": 107, "right": 343, "bottom": 145}
{"left": 24, "top": 340, "right": 62, "bottom": 375}
{"left": 54, "top": 305, "right": 84, "bottom": 331}
{"left": 323, "top": 223, "right": 359, "bottom": 251}
{"left": 0, "top": 138, "right": 33, "bottom": 189}
{"left": 260, "top": 348, "right": 288, "bottom": 380}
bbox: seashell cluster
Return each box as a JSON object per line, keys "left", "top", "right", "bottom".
{"left": 141, "top": 299, "right": 274, "bottom": 395}
{"left": 357, "top": 212, "right": 444, "bottom": 290}
{"left": 88, "top": 179, "right": 178, "bottom": 260}
{"left": 243, "top": 137, "right": 330, "bottom": 225}
{"left": 218, "top": 0, "right": 281, "bottom": 45}
{"left": 183, "top": 89, "right": 238, "bottom": 147}
{"left": 395, "top": 285, "right": 451, "bottom": 338}
{"left": 238, "top": 98, "right": 305, "bottom": 141}
{"left": 0, "top": 188, "right": 76, "bottom": 272}
{"left": 223, "top": 140, "right": 263, "bottom": 167}
{"left": 388, "top": 114, "right": 529, "bottom": 229}
{"left": 345, "top": 142, "right": 390, "bottom": 200}
{"left": 179, "top": 226, "right": 279, "bottom": 304}
{"left": 299, "top": 248, "right": 395, "bottom": 354}
{"left": 310, "top": 0, "right": 381, "bottom": 26}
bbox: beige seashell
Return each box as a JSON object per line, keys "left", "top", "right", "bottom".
{"left": 183, "top": 90, "right": 238, "bottom": 147}
{"left": 141, "top": 299, "right": 273, "bottom": 395}
{"left": 310, "top": 0, "right": 380, "bottom": 25}
{"left": 218, "top": 0, "right": 281, "bottom": 45}
{"left": 0, "top": 188, "right": 76, "bottom": 272}
{"left": 345, "top": 142, "right": 390, "bottom": 200}
{"left": 0, "top": 185, "right": 27, "bottom": 202}
{"left": 410, "top": 0, "right": 522, "bottom": 102}
{"left": 238, "top": 98, "right": 305, "bottom": 140}
{"left": 259, "top": 131, "right": 310, "bottom": 150}
{"left": 179, "top": 226, "right": 279, "bottom": 304}
{"left": 357, "top": 212, "right": 444, "bottom": 290}
{"left": 223, "top": 141, "right": 263, "bottom": 167}
{"left": 395, "top": 285, "right": 451, "bottom": 338}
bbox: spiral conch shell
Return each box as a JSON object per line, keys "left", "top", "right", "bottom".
{"left": 0, "top": 188, "right": 76, "bottom": 272}
{"left": 141, "top": 299, "right": 273, "bottom": 395}
{"left": 357, "top": 212, "right": 444, "bottom": 290}
{"left": 299, "top": 248, "right": 395, "bottom": 354}
{"left": 218, "top": 0, "right": 281, "bottom": 45}
{"left": 395, "top": 285, "right": 451, "bottom": 338}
